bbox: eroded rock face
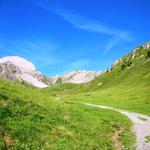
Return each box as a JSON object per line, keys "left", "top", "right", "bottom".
{"left": 112, "top": 59, "right": 122, "bottom": 68}
{"left": 60, "top": 70, "right": 101, "bottom": 84}
{"left": 143, "top": 42, "right": 150, "bottom": 49}
{"left": 47, "top": 70, "right": 102, "bottom": 85}
{"left": 131, "top": 42, "right": 150, "bottom": 54}
{"left": 0, "top": 62, "right": 21, "bottom": 80}
{"left": 0, "top": 56, "right": 48, "bottom": 88}
{"left": 47, "top": 76, "right": 61, "bottom": 85}
{"left": 0, "top": 56, "right": 36, "bottom": 73}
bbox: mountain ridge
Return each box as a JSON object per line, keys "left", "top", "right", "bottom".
{"left": 0, "top": 56, "right": 101, "bottom": 87}
{"left": 0, "top": 42, "right": 150, "bottom": 88}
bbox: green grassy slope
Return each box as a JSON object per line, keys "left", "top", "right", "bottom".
{"left": 0, "top": 79, "right": 135, "bottom": 150}
{"left": 45, "top": 45, "right": 150, "bottom": 115}
{"left": 77, "top": 46, "right": 150, "bottom": 115}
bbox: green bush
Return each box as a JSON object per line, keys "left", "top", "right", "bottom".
{"left": 147, "top": 50, "right": 150, "bottom": 59}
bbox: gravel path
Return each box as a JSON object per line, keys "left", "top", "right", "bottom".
{"left": 83, "top": 103, "right": 150, "bottom": 150}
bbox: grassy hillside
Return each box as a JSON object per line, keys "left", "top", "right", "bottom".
{"left": 44, "top": 45, "right": 150, "bottom": 115}
{"left": 0, "top": 79, "right": 135, "bottom": 150}
{"left": 77, "top": 46, "right": 150, "bottom": 115}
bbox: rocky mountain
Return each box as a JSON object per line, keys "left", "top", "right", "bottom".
{"left": 103, "top": 42, "right": 150, "bottom": 73}
{"left": 0, "top": 56, "right": 49, "bottom": 88}
{"left": 0, "top": 56, "right": 101, "bottom": 87}
{"left": 46, "top": 70, "right": 101, "bottom": 85}
{"left": 60, "top": 70, "right": 101, "bottom": 84}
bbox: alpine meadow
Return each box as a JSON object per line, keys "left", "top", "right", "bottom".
{"left": 0, "top": 0, "right": 150, "bottom": 150}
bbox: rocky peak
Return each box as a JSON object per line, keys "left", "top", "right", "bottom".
{"left": 60, "top": 70, "right": 101, "bottom": 84}
{"left": 131, "top": 42, "right": 150, "bottom": 54}
{"left": 0, "top": 56, "right": 48, "bottom": 88}
{"left": 0, "top": 62, "right": 21, "bottom": 80}
{"left": 112, "top": 59, "right": 122, "bottom": 68}
{"left": 0, "top": 56, "right": 36, "bottom": 73}
{"left": 143, "top": 42, "right": 150, "bottom": 49}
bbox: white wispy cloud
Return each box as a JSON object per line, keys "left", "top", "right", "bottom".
{"left": 29, "top": 0, "right": 132, "bottom": 54}
{"left": 52, "top": 10, "right": 132, "bottom": 54}
{"left": 52, "top": 11, "right": 120, "bottom": 36}
{"left": 103, "top": 33, "right": 130, "bottom": 55}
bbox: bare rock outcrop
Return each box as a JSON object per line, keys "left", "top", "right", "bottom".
{"left": 0, "top": 56, "right": 48, "bottom": 88}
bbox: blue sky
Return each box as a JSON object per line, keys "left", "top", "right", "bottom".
{"left": 0, "top": 0, "right": 150, "bottom": 75}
